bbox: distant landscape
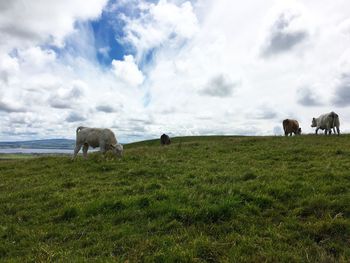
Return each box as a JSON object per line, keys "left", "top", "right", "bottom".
{"left": 0, "top": 139, "right": 75, "bottom": 150}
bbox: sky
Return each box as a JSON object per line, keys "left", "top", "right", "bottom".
{"left": 0, "top": 0, "right": 350, "bottom": 143}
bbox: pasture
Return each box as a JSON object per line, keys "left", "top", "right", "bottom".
{"left": 0, "top": 135, "right": 350, "bottom": 262}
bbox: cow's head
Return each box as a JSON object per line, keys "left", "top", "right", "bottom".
{"left": 311, "top": 118, "right": 317, "bottom": 127}
{"left": 111, "top": 143, "right": 123, "bottom": 157}
{"left": 296, "top": 128, "right": 302, "bottom": 135}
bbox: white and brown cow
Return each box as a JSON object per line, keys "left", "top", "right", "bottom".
{"left": 72, "top": 126, "right": 123, "bottom": 159}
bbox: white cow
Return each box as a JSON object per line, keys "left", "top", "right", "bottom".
{"left": 73, "top": 126, "right": 123, "bottom": 159}
{"left": 311, "top": 112, "right": 340, "bottom": 135}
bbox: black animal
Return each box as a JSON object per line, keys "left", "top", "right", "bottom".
{"left": 160, "top": 134, "right": 171, "bottom": 145}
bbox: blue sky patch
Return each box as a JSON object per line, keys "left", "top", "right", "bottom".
{"left": 91, "top": 10, "right": 127, "bottom": 65}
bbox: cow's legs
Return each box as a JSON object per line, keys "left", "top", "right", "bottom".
{"left": 100, "top": 141, "right": 106, "bottom": 154}
{"left": 336, "top": 126, "right": 340, "bottom": 136}
{"left": 315, "top": 128, "right": 319, "bottom": 135}
{"left": 82, "top": 143, "right": 89, "bottom": 159}
{"left": 284, "top": 131, "right": 288, "bottom": 136}
{"left": 72, "top": 144, "right": 82, "bottom": 159}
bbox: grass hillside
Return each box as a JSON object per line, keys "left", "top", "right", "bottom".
{"left": 1, "top": 135, "right": 350, "bottom": 262}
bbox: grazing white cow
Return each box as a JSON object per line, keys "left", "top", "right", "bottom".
{"left": 311, "top": 112, "right": 340, "bottom": 135}
{"left": 73, "top": 126, "right": 123, "bottom": 159}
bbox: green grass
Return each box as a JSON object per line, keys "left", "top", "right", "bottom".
{"left": 0, "top": 154, "right": 37, "bottom": 160}
{"left": 1, "top": 135, "right": 350, "bottom": 262}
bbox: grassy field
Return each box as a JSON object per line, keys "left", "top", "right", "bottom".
{"left": 0, "top": 153, "right": 67, "bottom": 160}
{"left": 0, "top": 135, "right": 349, "bottom": 262}
{"left": 0, "top": 154, "right": 36, "bottom": 160}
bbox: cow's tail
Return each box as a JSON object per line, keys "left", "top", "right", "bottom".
{"left": 330, "top": 112, "right": 338, "bottom": 128}
{"left": 282, "top": 119, "right": 288, "bottom": 133}
{"left": 76, "top": 126, "right": 85, "bottom": 135}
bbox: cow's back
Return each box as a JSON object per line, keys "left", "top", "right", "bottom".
{"left": 292, "top": 120, "right": 299, "bottom": 131}
{"left": 76, "top": 127, "right": 117, "bottom": 148}
{"left": 317, "top": 113, "right": 329, "bottom": 128}
{"left": 317, "top": 112, "right": 339, "bottom": 129}
{"left": 283, "top": 119, "right": 299, "bottom": 134}
{"left": 101, "top": 129, "right": 117, "bottom": 146}
{"left": 76, "top": 128, "right": 99, "bottom": 147}
{"left": 283, "top": 119, "right": 298, "bottom": 130}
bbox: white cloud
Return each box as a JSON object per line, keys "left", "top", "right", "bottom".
{"left": 2, "top": 0, "right": 350, "bottom": 141}
{"left": 18, "top": 47, "right": 57, "bottom": 69}
{"left": 120, "top": 0, "right": 199, "bottom": 60}
{"left": 0, "top": 0, "right": 108, "bottom": 50}
{"left": 48, "top": 80, "right": 85, "bottom": 109}
{"left": 112, "top": 55, "right": 145, "bottom": 87}
{"left": 98, "top": 46, "right": 111, "bottom": 58}
{"left": 246, "top": 105, "right": 279, "bottom": 120}
{"left": 297, "top": 87, "right": 324, "bottom": 107}
{"left": 333, "top": 73, "right": 350, "bottom": 107}
{"left": 66, "top": 112, "right": 87, "bottom": 123}
{"left": 0, "top": 99, "right": 25, "bottom": 113}
{"left": 0, "top": 53, "right": 19, "bottom": 84}
{"left": 140, "top": 0, "right": 350, "bottom": 136}
{"left": 96, "top": 105, "right": 117, "bottom": 113}
{"left": 260, "top": 8, "right": 309, "bottom": 57}
{"left": 200, "top": 74, "right": 238, "bottom": 98}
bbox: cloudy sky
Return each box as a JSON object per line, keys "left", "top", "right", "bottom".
{"left": 0, "top": 0, "right": 350, "bottom": 142}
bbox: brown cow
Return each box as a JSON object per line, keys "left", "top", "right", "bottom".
{"left": 282, "top": 119, "right": 301, "bottom": 136}
{"left": 160, "top": 134, "right": 171, "bottom": 145}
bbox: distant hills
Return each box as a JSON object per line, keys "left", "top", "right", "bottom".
{"left": 0, "top": 139, "right": 75, "bottom": 149}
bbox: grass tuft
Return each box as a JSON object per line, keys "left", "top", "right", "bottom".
{"left": 194, "top": 238, "right": 221, "bottom": 263}
{"left": 240, "top": 170, "right": 257, "bottom": 181}
{"left": 55, "top": 207, "right": 78, "bottom": 222}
